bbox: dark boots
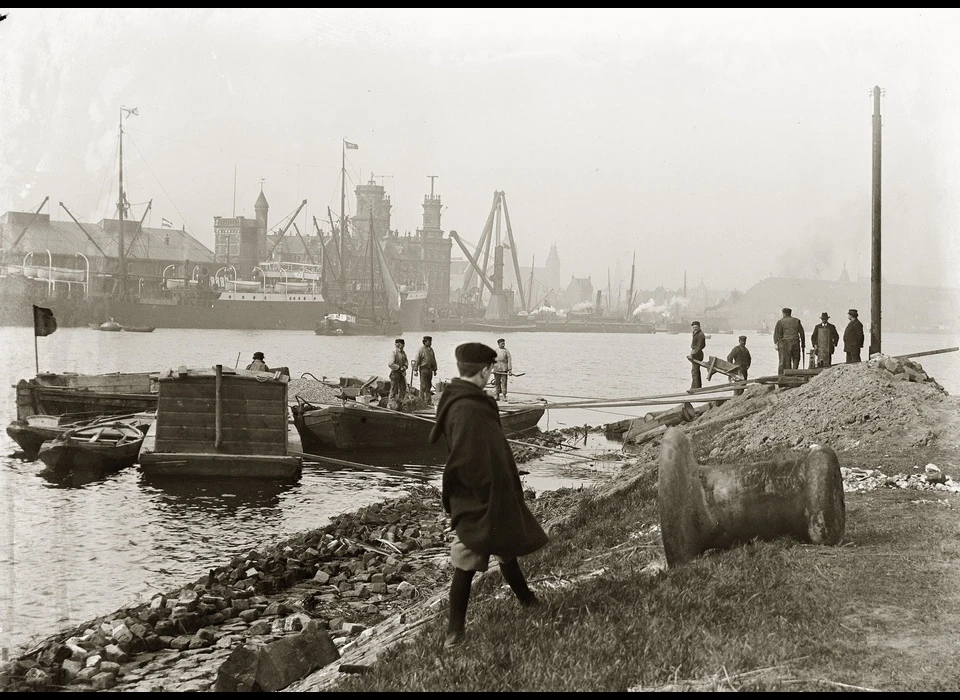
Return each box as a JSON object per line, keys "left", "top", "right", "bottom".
{"left": 444, "top": 568, "right": 475, "bottom": 649}
{"left": 444, "top": 560, "right": 540, "bottom": 649}
{"left": 499, "top": 558, "right": 539, "bottom": 606}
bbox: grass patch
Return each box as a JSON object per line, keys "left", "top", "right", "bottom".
{"left": 334, "top": 461, "right": 960, "bottom": 692}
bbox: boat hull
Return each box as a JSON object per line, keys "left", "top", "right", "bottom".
{"left": 16, "top": 374, "right": 158, "bottom": 422}
{"left": 6, "top": 418, "right": 69, "bottom": 460}
{"left": 292, "top": 402, "right": 545, "bottom": 454}
{"left": 36, "top": 422, "right": 146, "bottom": 485}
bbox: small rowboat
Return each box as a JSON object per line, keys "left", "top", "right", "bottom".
{"left": 37, "top": 419, "right": 149, "bottom": 486}
{"left": 98, "top": 320, "right": 123, "bottom": 332}
{"left": 122, "top": 325, "right": 156, "bottom": 333}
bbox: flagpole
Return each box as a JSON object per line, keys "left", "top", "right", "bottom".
{"left": 34, "top": 330, "right": 39, "bottom": 375}
{"left": 340, "top": 139, "right": 346, "bottom": 268}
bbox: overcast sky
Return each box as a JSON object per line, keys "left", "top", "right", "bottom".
{"left": 2, "top": 8, "right": 959, "bottom": 294}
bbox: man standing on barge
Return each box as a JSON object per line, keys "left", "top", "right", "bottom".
{"left": 388, "top": 338, "right": 409, "bottom": 410}
{"left": 413, "top": 335, "right": 439, "bottom": 405}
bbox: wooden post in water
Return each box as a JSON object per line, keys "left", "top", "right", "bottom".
{"left": 870, "top": 85, "right": 883, "bottom": 356}
{"left": 215, "top": 364, "right": 223, "bottom": 450}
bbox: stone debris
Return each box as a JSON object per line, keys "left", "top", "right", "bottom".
{"left": 0, "top": 485, "right": 462, "bottom": 693}
{"left": 840, "top": 465, "right": 960, "bottom": 493}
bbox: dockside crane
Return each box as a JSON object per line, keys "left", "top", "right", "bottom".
{"left": 455, "top": 190, "right": 526, "bottom": 319}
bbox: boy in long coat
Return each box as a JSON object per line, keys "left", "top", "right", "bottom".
{"left": 429, "top": 342, "right": 548, "bottom": 649}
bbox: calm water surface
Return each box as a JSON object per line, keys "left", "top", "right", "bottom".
{"left": 2, "top": 326, "right": 957, "bottom": 655}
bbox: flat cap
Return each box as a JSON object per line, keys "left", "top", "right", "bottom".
{"left": 782, "top": 307, "right": 792, "bottom": 314}
{"left": 394, "top": 338, "right": 405, "bottom": 344}
{"left": 253, "top": 351, "right": 265, "bottom": 359}
{"left": 738, "top": 335, "right": 747, "bottom": 340}
{"left": 690, "top": 320, "right": 700, "bottom": 326}
{"left": 423, "top": 335, "right": 432, "bottom": 341}
{"left": 848, "top": 309, "right": 858, "bottom": 316}
{"left": 456, "top": 342, "right": 497, "bottom": 364}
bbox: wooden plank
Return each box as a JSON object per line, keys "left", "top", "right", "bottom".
{"left": 155, "top": 412, "right": 287, "bottom": 430}
{"left": 155, "top": 424, "right": 285, "bottom": 443}
{"left": 152, "top": 439, "right": 286, "bottom": 455}
{"left": 893, "top": 346, "right": 959, "bottom": 360}
{"left": 157, "top": 397, "right": 287, "bottom": 416}
{"left": 160, "top": 382, "right": 285, "bottom": 402}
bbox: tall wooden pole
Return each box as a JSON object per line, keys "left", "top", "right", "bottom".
{"left": 870, "top": 86, "right": 883, "bottom": 356}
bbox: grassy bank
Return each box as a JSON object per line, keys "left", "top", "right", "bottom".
{"left": 333, "top": 457, "right": 960, "bottom": 692}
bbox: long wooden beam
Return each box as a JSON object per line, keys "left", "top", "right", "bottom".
{"left": 894, "top": 347, "right": 958, "bottom": 360}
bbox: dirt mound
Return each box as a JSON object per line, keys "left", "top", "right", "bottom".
{"left": 700, "top": 355, "right": 960, "bottom": 461}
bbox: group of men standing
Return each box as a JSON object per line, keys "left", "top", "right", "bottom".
{"left": 688, "top": 307, "right": 867, "bottom": 391}
{"left": 387, "top": 336, "right": 514, "bottom": 410}
{"left": 773, "top": 307, "right": 865, "bottom": 372}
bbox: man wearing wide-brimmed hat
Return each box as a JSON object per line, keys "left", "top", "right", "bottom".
{"left": 843, "top": 309, "right": 865, "bottom": 364}
{"left": 810, "top": 312, "right": 840, "bottom": 368}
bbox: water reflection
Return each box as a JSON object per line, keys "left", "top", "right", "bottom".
{"left": 139, "top": 475, "right": 300, "bottom": 512}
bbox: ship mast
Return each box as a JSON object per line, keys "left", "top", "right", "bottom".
{"left": 117, "top": 106, "right": 138, "bottom": 296}
{"left": 340, "top": 140, "right": 346, "bottom": 268}
{"left": 369, "top": 210, "right": 376, "bottom": 322}
{"left": 118, "top": 107, "right": 126, "bottom": 296}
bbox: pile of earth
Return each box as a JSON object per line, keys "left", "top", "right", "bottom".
{"left": 625, "top": 355, "right": 960, "bottom": 465}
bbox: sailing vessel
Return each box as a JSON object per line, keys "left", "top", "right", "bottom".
{"left": 320, "top": 210, "right": 404, "bottom": 336}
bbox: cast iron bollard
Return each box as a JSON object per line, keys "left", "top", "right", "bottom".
{"left": 658, "top": 427, "right": 846, "bottom": 567}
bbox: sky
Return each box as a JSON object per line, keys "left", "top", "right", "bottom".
{"left": 2, "top": 8, "right": 959, "bottom": 295}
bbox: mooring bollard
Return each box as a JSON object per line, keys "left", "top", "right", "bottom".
{"left": 657, "top": 427, "right": 845, "bottom": 567}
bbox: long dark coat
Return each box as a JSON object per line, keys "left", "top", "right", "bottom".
{"left": 429, "top": 378, "right": 548, "bottom": 559}
{"left": 843, "top": 318, "right": 864, "bottom": 352}
{"left": 811, "top": 322, "right": 840, "bottom": 360}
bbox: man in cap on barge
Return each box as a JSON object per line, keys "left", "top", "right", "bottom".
{"left": 413, "top": 335, "right": 439, "bottom": 405}
{"left": 387, "top": 338, "right": 409, "bottom": 410}
{"left": 429, "top": 342, "right": 547, "bottom": 649}
{"left": 246, "top": 351, "right": 269, "bottom": 372}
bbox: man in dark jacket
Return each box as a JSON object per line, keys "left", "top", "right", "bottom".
{"left": 687, "top": 321, "right": 706, "bottom": 390}
{"left": 726, "top": 335, "right": 751, "bottom": 395}
{"left": 843, "top": 309, "right": 865, "bottom": 363}
{"left": 773, "top": 307, "right": 805, "bottom": 373}
{"left": 810, "top": 312, "right": 840, "bottom": 367}
{"left": 412, "top": 335, "right": 439, "bottom": 404}
{"left": 428, "top": 342, "right": 548, "bottom": 649}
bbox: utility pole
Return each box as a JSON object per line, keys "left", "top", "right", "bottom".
{"left": 870, "top": 85, "right": 883, "bottom": 356}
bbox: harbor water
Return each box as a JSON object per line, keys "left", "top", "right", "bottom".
{"left": 1, "top": 326, "right": 957, "bottom": 656}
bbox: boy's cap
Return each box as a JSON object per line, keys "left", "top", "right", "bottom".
{"left": 455, "top": 342, "right": 497, "bottom": 364}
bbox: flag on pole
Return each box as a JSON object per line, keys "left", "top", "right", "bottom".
{"left": 161, "top": 218, "right": 173, "bottom": 229}
{"left": 344, "top": 141, "right": 358, "bottom": 150}
{"left": 33, "top": 305, "right": 57, "bottom": 337}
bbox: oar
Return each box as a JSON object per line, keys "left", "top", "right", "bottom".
{"left": 289, "top": 450, "right": 432, "bottom": 482}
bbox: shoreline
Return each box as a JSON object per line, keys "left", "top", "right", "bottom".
{"left": 2, "top": 355, "right": 958, "bottom": 691}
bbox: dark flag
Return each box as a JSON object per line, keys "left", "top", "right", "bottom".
{"left": 33, "top": 305, "right": 57, "bottom": 337}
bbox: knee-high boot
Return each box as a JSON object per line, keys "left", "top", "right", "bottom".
{"left": 499, "top": 558, "right": 538, "bottom": 606}
{"left": 445, "top": 568, "right": 475, "bottom": 647}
